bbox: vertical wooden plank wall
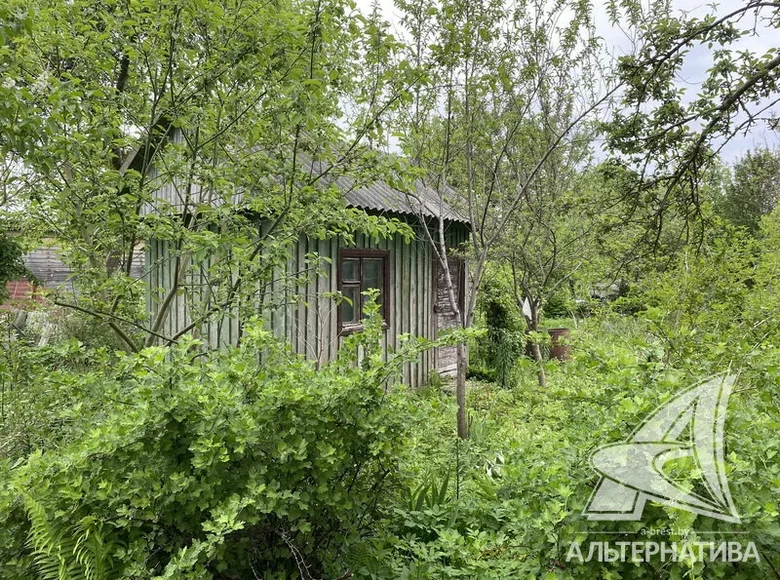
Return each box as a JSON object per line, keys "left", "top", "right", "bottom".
{"left": 330, "top": 228, "right": 434, "bottom": 387}
{"left": 146, "top": 221, "right": 470, "bottom": 388}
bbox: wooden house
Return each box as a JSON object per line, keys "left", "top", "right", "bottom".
{"left": 145, "top": 172, "right": 470, "bottom": 388}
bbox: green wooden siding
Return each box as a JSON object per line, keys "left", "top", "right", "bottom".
{"left": 146, "top": 220, "right": 470, "bottom": 388}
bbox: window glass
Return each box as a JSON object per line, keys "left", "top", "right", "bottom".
{"left": 339, "top": 252, "right": 388, "bottom": 329}
{"left": 362, "top": 258, "right": 384, "bottom": 315}
{"left": 341, "top": 285, "right": 360, "bottom": 324}
{"left": 342, "top": 258, "right": 360, "bottom": 282}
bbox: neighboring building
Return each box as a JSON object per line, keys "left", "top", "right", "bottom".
{"left": 2, "top": 247, "right": 74, "bottom": 310}
{"left": 146, "top": 173, "right": 470, "bottom": 388}
{"left": 3, "top": 279, "right": 39, "bottom": 309}
{"left": 2, "top": 246, "right": 146, "bottom": 309}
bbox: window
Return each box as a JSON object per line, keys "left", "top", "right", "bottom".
{"left": 338, "top": 249, "right": 389, "bottom": 331}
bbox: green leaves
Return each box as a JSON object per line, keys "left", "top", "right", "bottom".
{"left": 603, "top": 1, "right": 780, "bottom": 224}
{"left": 22, "top": 493, "right": 122, "bottom": 580}
{"left": 717, "top": 148, "right": 780, "bottom": 233}
{"left": 365, "top": 312, "right": 780, "bottom": 578}
{"left": 0, "top": 316, "right": 421, "bottom": 579}
{"left": 1, "top": 0, "right": 417, "bottom": 348}
{"left": 0, "top": 233, "right": 30, "bottom": 300}
{"left": 3, "top": 264, "right": 780, "bottom": 578}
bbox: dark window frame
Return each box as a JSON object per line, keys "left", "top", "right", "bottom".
{"left": 338, "top": 249, "right": 390, "bottom": 334}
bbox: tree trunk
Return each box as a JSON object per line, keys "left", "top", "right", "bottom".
{"left": 530, "top": 341, "right": 547, "bottom": 388}
{"left": 456, "top": 342, "right": 468, "bottom": 439}
{"left": 526, "top": 304, "right": 547, "bottom": 388}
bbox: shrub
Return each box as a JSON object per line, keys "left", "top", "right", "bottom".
{"left": 0, "top": 309, "right": 421, "bottom": 579}
{"left": 362, "top": 320, "right": 780, "bottom": 579}
{"left": 542, "top": 289, "right": 575, "bottom": 319}
{"left": 20, "top": 307, "right": 139, "bottom": 351}
{"left": 472, "top": 274, "right": 525, "bottom": 389}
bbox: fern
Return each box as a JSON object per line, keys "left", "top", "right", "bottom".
{"left": 22, "top": 494, "right": 120, "bottom": 580}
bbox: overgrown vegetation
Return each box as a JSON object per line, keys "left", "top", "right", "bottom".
{"left": 0, "top": 234, "right": 29, "bottom": 301}
{"left": 368, "top": 314, "right": 780, "bottom": 578}
{"left": 3, "top": 0, "right": 780, "bottom": 576}
{"left": 0, "top": 305, "right": 439, "bottom": 579}
{"left": 3, "top": 207, "right": 780, "bottom": 576}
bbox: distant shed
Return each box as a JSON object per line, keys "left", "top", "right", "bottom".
{"left": 2, "top": 246, "right": 146, "bottom": 309}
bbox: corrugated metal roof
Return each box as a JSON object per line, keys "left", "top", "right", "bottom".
{"left": 334, "top": 174, "right": 467, "bottom": 223}
{"left": 21, "top": 247, "right": 146, "bottom": 290}
{"left": 23, "top": 248, "right": 73, "bottom": 289}
{"left": 300, "top": 154, "right": 467, "bottom": 223}
{"left": 146, "top": 139, "right": 469, "bottom": 223}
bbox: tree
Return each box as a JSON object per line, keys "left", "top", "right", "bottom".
{"left": 0, "top": 0, "right": 415, "bottom": 350}
{"left": 500, "top": 164, "right": 609, "bottom": 387}
{"left": 604, "top": 0, "right": 780, "bottom": 229}
{"left": 718, "top": 147, "right": 780, "bottom": 233}
{"left": 396, "top": 0, "right": 615, "bottom": 432}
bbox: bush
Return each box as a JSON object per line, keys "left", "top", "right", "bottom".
{"left": 472, "top": 274, "right": 525, "bottom": 389}
{"left": 0, "top": 338, "right": 113, "bottom": 461}
{"left": 0, "top": 310, "right": 420, "bottom": 579}
{"left": 542, "top": 290, "right": 575, "bottom": 319}
{"left": 361, "top": 317, "right": 780, "bottom": 579}
{"left": 17, "top": 307, "right": 140, "bottom": 351}
{"left": 0, "top": 234, "right": 30, "bottom": 302}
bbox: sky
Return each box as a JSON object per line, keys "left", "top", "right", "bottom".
{"left": 353, "top": 0, "right": 780, "bottom": 164}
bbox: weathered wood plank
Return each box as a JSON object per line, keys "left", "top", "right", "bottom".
{"left": 146, "top": 217, "right": 467, "bottom": 389}
{"left": 305, "top": 237, "right": 318, "bottom": 360}
{"left": 410, "top": 238, "right": 419, "bottom": 386}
